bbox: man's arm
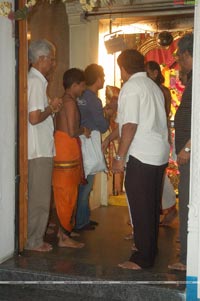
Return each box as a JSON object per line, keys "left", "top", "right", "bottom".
{"left": 29, "top": 97, "right": 62, "bottom": 125}
{"left": 89, "top": 96, "right": 109, "bottom": 133}
{"left": 112, "top": 123, "right": 137, "bottom": 173}
{"left": 66, "top": 100, "right": 90, "bottom": 138}
{"left": 102, "top": 125, "right": 119, "bottom": 153}
{"left": 177, "top": 139, "right": 191, "bottom": 165}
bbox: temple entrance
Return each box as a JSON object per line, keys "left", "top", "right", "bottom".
{"left": 17, "top": 0, "right": 193, "bottom": 273}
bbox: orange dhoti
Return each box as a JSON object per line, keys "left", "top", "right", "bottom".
{"left": 52, "top": 131, "right": 81, "bottom": 234}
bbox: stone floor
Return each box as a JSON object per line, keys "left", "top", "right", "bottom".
{"left": 0, "top": 204, "right": 186, "bottom": 300}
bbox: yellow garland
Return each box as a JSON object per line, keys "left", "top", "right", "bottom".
{"left": 0, "top": 0, "right": 115, "bottom": 19}
{"left": 0, "top": 2, "right": 12, "bottom": 16}
{"left": 0, "top": 0, "right": 36, "bottom": 20}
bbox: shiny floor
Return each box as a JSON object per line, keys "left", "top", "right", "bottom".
{"left": 0, "top": 203, "right": 186, "bottom": 291}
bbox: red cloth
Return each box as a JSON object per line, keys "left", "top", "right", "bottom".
{"left": 145, "top": 39, "right": 180, "bottom": 69}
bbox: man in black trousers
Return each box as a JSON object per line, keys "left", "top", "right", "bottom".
{"left": 104, "top": 49, "right": 169, "bottom": 269}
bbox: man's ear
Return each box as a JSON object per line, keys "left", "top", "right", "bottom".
{"left": 183, "top": 50, "right": 190, "bottom": 59}
{"left": 71, "top": 82, "right": 78, "bottom": 89}
{"left": 96, "top": 77, "right": 102, "bottom": 86}
{"left": 38, "top": 55, "right": 44, "bottom": 63}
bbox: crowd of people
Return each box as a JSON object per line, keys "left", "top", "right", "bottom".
{"left": 26, "top": 32, "right": 193, "bottom": 272}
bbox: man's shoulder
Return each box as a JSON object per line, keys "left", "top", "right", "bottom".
{"left": 28, "top": 70, "right": 43, "bottom": 85}
{"left": 84, "top": 90, "right": 98, "bottom": 100}
{"left": 124, "top": 75, "right": 148, "bottom": 91}
{"left": 62, "top": 95, "right": 76, "bottom": 106}
{"left": 28, "top": 68, "right": 46, "bottom": 84}
{"left": 78, "top": 91, "right": 96, "bottom": 105}
{"left": 28, "top": 74, "right": 42, "bottom": 83}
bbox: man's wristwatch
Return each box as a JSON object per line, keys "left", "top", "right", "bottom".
{"left": 115, "top": 155, "right": 125, "bottom": 161}
{"left": 184, "top": 147, "right": 191, "bottom": 153}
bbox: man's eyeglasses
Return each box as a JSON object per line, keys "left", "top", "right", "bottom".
{"left": 44, "top": 56, "right": 56, "bottom": 62}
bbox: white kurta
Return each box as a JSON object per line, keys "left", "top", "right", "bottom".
{"left": 117, "top": 72, "right": 170, "bottom": 166}
{"left": 28, "top": 67, "right": 54, "bottom": 160}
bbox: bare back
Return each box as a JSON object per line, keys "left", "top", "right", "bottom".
{"left": 55, "top": 94, "right": 81, "bottom": 137}
{"left": 161, "top": 85, "right": 171, "bottom": 118}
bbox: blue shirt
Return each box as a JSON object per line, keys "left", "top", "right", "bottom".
{"left": 77, "top": 89, "right": 109, "bottom": 133}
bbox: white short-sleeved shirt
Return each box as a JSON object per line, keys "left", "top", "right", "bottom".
{"left": 117, "top": 72, "right": 170, "bottom": 166}
{"left": 28, "top": 67, "right": 55, "bottom": 159}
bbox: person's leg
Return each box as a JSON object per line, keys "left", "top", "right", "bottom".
{"left": 53, "top": 175, "right": 84, "bottom": 249}
{"left": 162, "top": 174, "right": 176, "bottom": 211}
{"left": 26, "top": 157, "right": 53, "bottom": 251}
{"left": 75, "top": 174, "right": 95, "bottom": 229}
{"left": 155, "top": 164, "right": 167, "bottom": 245}
{"left": 160, "top": 173, "right": 177, "bottom": 226}
{"left": 124, "top": 156, "right": 166, "bottom": 268}
{"left": 54, "top": 184, "right": 78, "bottom": 234}
{"left": 178, "top": 162, "right": 190, "bottom": 265}
{"left": 168, "top": 161, "right": 189, "bottom": 271}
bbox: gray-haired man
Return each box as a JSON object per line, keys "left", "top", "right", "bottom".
{"left": 26, "top": 39, "right": 62, "bottom": 252}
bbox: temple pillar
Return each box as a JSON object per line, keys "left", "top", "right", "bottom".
{"left": 186, "top": 1, "right": 200, "bottom": 300}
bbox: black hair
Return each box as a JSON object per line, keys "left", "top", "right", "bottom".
{"left": 63, "top": 68, "right": 85, "bottom": 89}
{"left": 178, "top": 33, "right": 193, "bottom": 57}
{"left": 145, "top": 61, "right": 165, "bottom": 86}
{"left": 84, "top": 64, "right": 104, "bottom": 86}
{"left": 117, "top": 49, "right": 145, "bottom": 75}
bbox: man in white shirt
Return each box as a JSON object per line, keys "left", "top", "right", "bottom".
{"left": 26, "top": 39, "right": 62, "bottom": 252}
{"left": 106, "top": 49, "right": 169, "bottom": 269}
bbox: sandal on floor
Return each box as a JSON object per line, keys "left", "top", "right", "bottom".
{"left": 168, "top": 262, "right": 186, "bottom": 271}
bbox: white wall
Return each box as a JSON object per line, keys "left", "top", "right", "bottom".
{"left": 69, "top": 20, "right": 99, "bottom": 69}
{"left": 0, "top": 12, "right": 16, "bottom": 262}
{"left": 65, "top": 2, "right": 99, "bottom": 69}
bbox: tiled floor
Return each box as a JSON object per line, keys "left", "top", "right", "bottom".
{"left": 0, "top": 203, "right": 185, "bottom": 291}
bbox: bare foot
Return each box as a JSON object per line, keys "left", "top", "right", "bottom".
{"left": 48, "top": 222, "right": 56, "bottom": 228}
{"left": 57, "top": 229, "right": 80, "bottom": 238}
{"left": 124, "top": 233, "right": 133, "bottom": 240}
{"left": 118, "top": 261, "right": 142, "bottom": 270}
{"left": 57, "top": 228, "right": 61, "bottom": 239}
{"left": 28, "top": 242, "right": 52, "bottom": 252}
{"left": 43, "top": 242, "right": 53, "bottom": 249}
{"left": 132, "top": 243, "right": 138, "bottom": 251}
{"left": 168, "top": 262, "right": 186, "bottom": 271}
{"left": 46, "top": 228, "right": 54, "bottom": 235}
{"left": 127, "top": 220, "right": 132, "bottom": 226}
{"left": 57, "top": 228, "right": 69, "bottom": 239}
{"left": 70, "top": 231, "right": 80, "bottom": 238}
{"left": 58, "top": 236, "right": 84, "bottom": 249}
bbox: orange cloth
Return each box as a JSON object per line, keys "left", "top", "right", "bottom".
{"left": 52, "top": 131, "right": 81, "bottom": 233}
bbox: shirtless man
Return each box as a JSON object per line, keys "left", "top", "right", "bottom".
{"left": 52, "top": 68, "right": 90, "bottom": 248}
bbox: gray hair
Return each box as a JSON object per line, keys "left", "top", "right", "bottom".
{"left": 178, "top": 33, "right": 193, "bottom": 57}
{"left": 28, "top": 39, "right": 55, "bottom": 64}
